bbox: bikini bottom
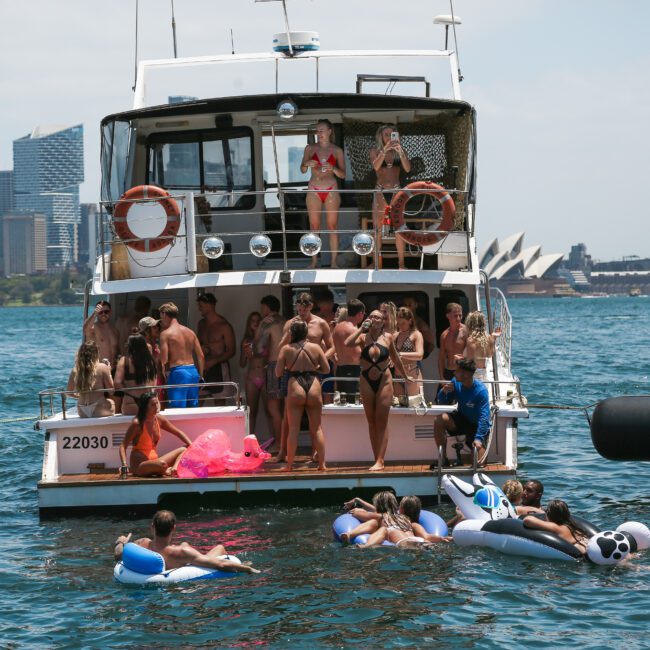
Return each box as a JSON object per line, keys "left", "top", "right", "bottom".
{"left": 310, "top": 185, "right": 334, "bottom": 202}
{"left": 289, "top": 371, "right": 318, "bottom": 394}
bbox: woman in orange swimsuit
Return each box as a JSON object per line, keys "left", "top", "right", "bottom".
{"left": 119, "top": 392, "right": 193, "bottom": 477}
{"left": 300, "top": 119, "right": 346, "bottom": 268}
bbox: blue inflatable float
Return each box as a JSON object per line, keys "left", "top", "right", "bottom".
{"left": 333, "top": 509, "right": 448, "bottom": 545}
{"left": 114, "top": 542, "right": 242, "bottom": 585}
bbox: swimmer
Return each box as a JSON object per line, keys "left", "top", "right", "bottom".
{"left": 114, "top": 509, "right": 260, "bottom": 573}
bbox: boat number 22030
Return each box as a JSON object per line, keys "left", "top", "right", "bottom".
{"left": 62, "top": 435, "right": 109, "bottom": 450}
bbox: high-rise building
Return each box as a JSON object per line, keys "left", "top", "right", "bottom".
{"left": 78, "top": 203, "right": 98, "bottom": 269}
{"left": 13, "top": 124, "right": 84, "bottom": 269}
{"left": 2, "top": 212, "right": 47, "bottom": 276}
{"left": 0, "top": 170, "right": 14, "bottom": 271}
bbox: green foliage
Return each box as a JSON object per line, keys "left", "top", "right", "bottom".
{"left": 0, "top": 270, "right": 88, "bottom": 305}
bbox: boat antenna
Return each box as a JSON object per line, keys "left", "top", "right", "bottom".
{"left": 171, "top": 0, "right": 178, "bottom": 57}
{"left": 449, "top": 0, "right": 463, "bottom": 81}
{"left": 231, "top": 28, "right": 235, "bottom": 55}
{"left": 132, "top": 0, "right": 139, "bottom": 91}
{"left": 255, "top": 0, "right": 293, "bottom": 56}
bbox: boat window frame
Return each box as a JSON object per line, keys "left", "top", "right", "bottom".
{"left": 145, "top": 126, "right": 256, "bottom": 210}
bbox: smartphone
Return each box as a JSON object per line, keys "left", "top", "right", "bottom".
{"left": 390, "top": 131, "right": 399, "bottom": 141}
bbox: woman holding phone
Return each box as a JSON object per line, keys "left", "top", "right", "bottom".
{"left": 370, "top": 125, "right": 412, "bottom": 269}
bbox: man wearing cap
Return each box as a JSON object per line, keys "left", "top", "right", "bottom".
{"left": 431, "top": 357, "right": 491, "bottom": 467}
{"left": 196, "top": 293, "right": 236, "bottom": 404}
{"left": 139, "top": 316, "right": 163, "bottom": 379}
{"left": 159, "top": 302, "right": 205, "bottom": 408}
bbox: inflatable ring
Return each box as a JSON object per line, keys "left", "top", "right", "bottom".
{"left": 332, "top": 509, "right": 448, "bottom": 546}
{"left": 389, "top": 181, "right": 455, "bottom": 247}
{"left": 114, "top": 542, "right": 241, "bottom": 585}
{"left": 113, "top": 185, "right": 181, "bottom": 253}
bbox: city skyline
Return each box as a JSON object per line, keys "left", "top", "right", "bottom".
{"left": 1, "top": 1, "right": 648, "bottom": 261}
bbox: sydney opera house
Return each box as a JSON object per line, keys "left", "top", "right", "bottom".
{"left": 480, "top": 232, "right": 569, "bottom": 296}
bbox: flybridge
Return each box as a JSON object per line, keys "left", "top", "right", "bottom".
{"left": 132, "top": 48, "right": 463, "bottom": 109}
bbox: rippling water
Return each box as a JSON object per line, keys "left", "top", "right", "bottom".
{"left": 2, "top": 298, "right": 650, "bottom": 648}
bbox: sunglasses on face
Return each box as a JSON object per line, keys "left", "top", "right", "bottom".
{"left": 99, "top": 310, "right": 111, "bottom": 315}
{"left": 297, "top": 301, "right": 312, "bottom": 307}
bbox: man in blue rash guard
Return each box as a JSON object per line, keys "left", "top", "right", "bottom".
{"left": 159, "top": 302, "right": 205, "bottom": 408}
{"left": 431, "top": 357, "right": 490, "bottom": 467}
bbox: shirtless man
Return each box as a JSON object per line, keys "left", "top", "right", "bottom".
{"left": 159, "top": 302, "right": 205, "bottom": 408}
{"left": 276, "top": 292, "right": 335, "bottom": 462}
{"left": 115, "top": 295, "right": 151, "bottom": 353}
{"left": 256, "top": 295, "right": 285, "bottom": 445}
{"left": 517, "top": 479, "right": 545, "bottom": 515}
{"left": 314, "top": 289, "right": 337, "bottom": 329}
{"left": 82, "top": 300, "right": 120, "bottom": 369}
{"left": 332, "top": 299, "right": 365, "bottom": 396}
{"left": 114, "top": 510, "right": 260, "bottom": 574}
{"left": 196, "top": 293, "right": 235, "bottom": 404}
{"left": 438, "top": 302, "right": 468, "bottom": 382}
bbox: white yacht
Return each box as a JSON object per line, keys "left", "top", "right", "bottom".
{"left": 36, "top": 20, "right": 527, "bottom": 515}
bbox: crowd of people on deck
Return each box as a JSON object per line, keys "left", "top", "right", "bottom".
{"left": 68, "top": 289, "right": 501, "bottom": 475}
{"left": 300, "top": 119, "right": 412, "bottom": 269}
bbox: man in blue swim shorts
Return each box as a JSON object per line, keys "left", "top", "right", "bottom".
{"left": 159, "top": 302, "right": 205, "bottom": 408}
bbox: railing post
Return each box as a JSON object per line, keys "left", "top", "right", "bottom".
{"left": 186, "top": 192, "right": 197, "bottom": 273}
{"left": 270, "top": 124, "right": 289, "bottom": 272}
{"left": 481, "top": 270, "right": 501, "bottom": 400}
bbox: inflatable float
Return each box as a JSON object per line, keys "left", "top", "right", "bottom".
{"left": 444, "top": 473, "right": 650, "bottom": 564}
{"left": 114, "top": 542, "right": 242, "bottom": 585}
{"left": 332, "top": 509, "right": 448, "bottom": 546}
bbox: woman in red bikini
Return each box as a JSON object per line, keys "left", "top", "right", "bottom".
{"left": 300, "top": 119, "right": 346, "bottom": 268}
{"left": 370, "top": 125, "right": 412, "bottom": 269}
{"left": 119, "top": 392, "right": 193, "bottom": 477}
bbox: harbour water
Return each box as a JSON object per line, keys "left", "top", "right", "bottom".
{"left": 1, "top": 297, "right": 649, "bottom": 648}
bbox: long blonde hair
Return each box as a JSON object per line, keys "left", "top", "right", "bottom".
{"left": 465, "top": 311, "right": 491, "bottom": 353}
{"left": 396, "top": 306, "right": 419, "bottom": 332}
{"left": 74, "top": 341, "right": 99, "bottom": 393}
{"left": 374, "top": 124, "right": 395, "bottom": 151}
{"left": 380, "top": 301, "right": 397, "bottom": 333}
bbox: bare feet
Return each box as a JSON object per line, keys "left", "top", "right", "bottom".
{"left": 368, "top": 462, "right": 384, "bottom": 472}
{"left": 318, "top": 464, "right": 328, "bottom": 471}
{"left": 164, "top": 467, "right": 177, "bottom": 477}
{"left": 311, "top": 451, "right": 319, "bottom": 463}
{"left": 272, "top": 454, "right": 286, "bottom": 464}
{"left": 280, "top": 464, "right": 293, "bottom": 472}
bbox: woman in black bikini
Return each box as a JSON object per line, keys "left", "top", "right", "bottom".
{"left": 300, "top": 119, "right": 346, "bottom": 268}
{"left": 393, "top": 307, "right": 424, "bottom": 404}
{"left": 344, "top": 310, "right": 412, "bottom": 471}
{"left": 370, "top": 124, "right": 412, "bottom": 269}
{"left": 276, "top": 319, "right": 330, "bottom": 471}
{"left": 114, "top": 334, "right": 157, "bottom": 415}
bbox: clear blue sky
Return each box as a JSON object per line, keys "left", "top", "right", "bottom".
{"left": 1, "top": 0, "right": 648, "bottom": 261}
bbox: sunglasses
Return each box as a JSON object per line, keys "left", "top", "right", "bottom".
{"left": 99, "top": 310, "right": 111, "bottom": 315}
{"left": 296, "top": 301, "right": 312, "bottom": 307}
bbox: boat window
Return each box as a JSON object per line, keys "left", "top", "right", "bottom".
{"left": 147, "top": 128, "right": 254, "bottom": 210}
{"left": 101, "top": 119, "right": 136, "bottom": 204}
{"left": 358, "top": 291, "right": 431, "bottom": 323}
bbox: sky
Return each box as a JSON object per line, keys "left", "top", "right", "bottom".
{"left": 1, "top": 0, "right": 649, "bottom": 262}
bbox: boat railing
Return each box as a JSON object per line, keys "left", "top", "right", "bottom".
{"left": 37, "top": 381, "right": 241, "bottom": 421}
{"left": 97, "top": 187, "right": 472, "bottom": 279}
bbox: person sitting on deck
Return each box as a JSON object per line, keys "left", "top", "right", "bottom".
{"left": 119, "top": 392, "right": 192, "bottom": 477}
{"left": 342, "top": 493, "right": 451, "bottom": 544}
{"left": 159, "top": 302, "right": 205, "bottom": 408}
{"left": 67, "top": 341, "right": 115, "bottom": 418}
{"left": 114, "top": 509, "right": 261, "bottom": 574}
{"left": 432, "top": 358, "right": 490, "bottom": 468}
{"left": 275, "top": 319, "right": 330, "bottom": 472}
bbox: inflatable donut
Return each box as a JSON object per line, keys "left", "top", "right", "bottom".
{"left": 114, "top": 542, "right": 242, "bottom": 585}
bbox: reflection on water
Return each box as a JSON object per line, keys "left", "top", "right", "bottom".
{"left": 1, "top": 300, "right": 650, "bottom": 647}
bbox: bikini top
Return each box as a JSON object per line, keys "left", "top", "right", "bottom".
{"left": 288, "top": 342, "right": 319, "bottom": 373}
{"left": 361, "top": 339, "right": 390, "bottom": 365}
{"left": 133, "top": 417, "right": 160, "bottom": 456}
{"left": 381, "top": 153, "right": 401, "bottom": 168}
{"left": 311, "top": 148, "right": 337, "bottom": 167}
{"left": 396, "top": 333, "right": 415, "bottom": 353}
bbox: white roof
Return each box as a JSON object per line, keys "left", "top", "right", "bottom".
{"left": 525, "top": 253, "right": 564, "bottom": 279}
{"left": 498, "top": 232, "right": 525, "bottom": 258}
{"left": 30, "top": 124, "right": 76, "bottom": 139}
{"left": 483, "top": 249, "right": 510, "bottom": 276}
{"left": 490, "top": 258, "right": 525, "bottom": 281}
{"left": 479, "top": 236, "right": 499, "bottom": 268}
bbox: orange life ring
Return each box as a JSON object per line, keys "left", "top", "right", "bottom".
{"left": 389, "top": 181, "right": 455, "bottom": 247}
{"left": 113, "top": 185, "right": 181, "bottom": 253}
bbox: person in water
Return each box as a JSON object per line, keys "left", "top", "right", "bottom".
{"left": 342, "top": 493, "right": 451, "bottom": 545}
{"left": 502, "top": 479, "right": 523, "bottom": 507}
{"left": 370, "top": 125, "right": 411, "bottom": 269}
{"left": 275, "top": 319, "right": 330, "bottom": 471}
{"left": 517, "top": 479, "right": 545, "bottom": 515}
{"left": 114, "top": 509, "right": 261, "bottom": 574}
{"left": 67, "top": 340, "right": 115, "bottom": 418}
{"left": 300, "top": 119, "right": 346, "bottom": 268}
{"left": 345, "top": 310, "right": 412, "bottom": 471}
{"left": 119, "top": 392, "right": 192, "bottom": 477}
{"left": 523, "top": 499, "right": 588, "bottom": 555}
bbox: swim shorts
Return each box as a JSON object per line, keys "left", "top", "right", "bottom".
{"left": 167, "top": 365, "right": 200, "bottom": 408}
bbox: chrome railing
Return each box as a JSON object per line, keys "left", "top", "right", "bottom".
{"left": 37, "top": 381, "right": 241, "bottom": 421}
{"left": 98, "top": 187, "right": 471, "bottom": 278}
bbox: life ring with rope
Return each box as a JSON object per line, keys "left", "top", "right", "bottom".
{"left": 113, "top": 185, "right": 181, "bottom": 253}
{"left": 388, "top": 181, "right": 455, "bottom": 247}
